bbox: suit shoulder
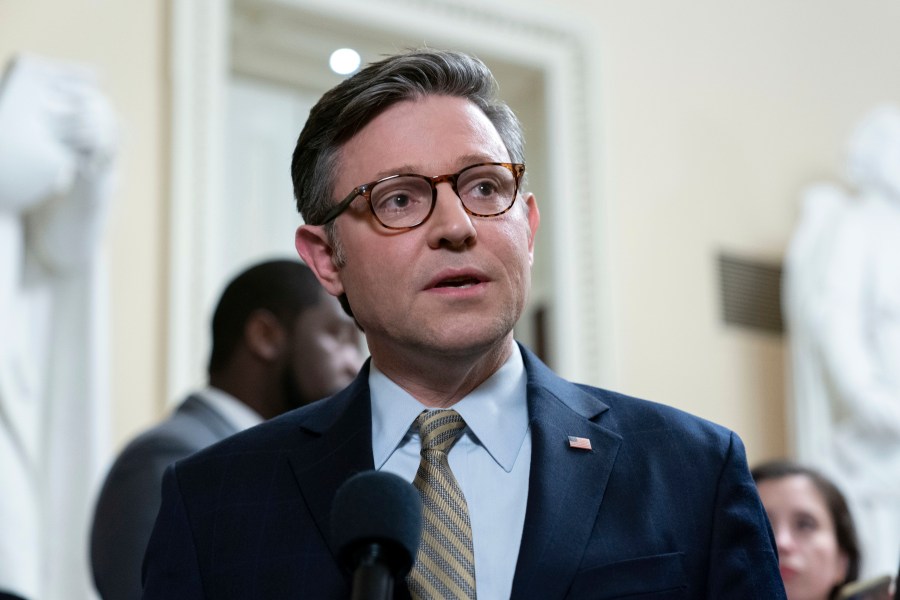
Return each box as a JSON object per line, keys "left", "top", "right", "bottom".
{"left": 523, "top": 345, "right": 734, "bottom": 445}
{"left": 576, "top": 383, "right": 736, "bottom": 447}
{"left": 105, "top": 414, "right": 213, "bottom": 474}
{"left": 158, "top": 400, "right": 342, "bottom": 513}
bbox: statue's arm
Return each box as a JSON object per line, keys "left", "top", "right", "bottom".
{"left": 24, "top": 74, "right": 117, "bottom": 274}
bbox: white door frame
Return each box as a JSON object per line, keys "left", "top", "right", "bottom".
{"left": 168, "top": 0, "right": 613, "bottom": 402}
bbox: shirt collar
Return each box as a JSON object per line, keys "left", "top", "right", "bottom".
{"left": 370, "top": 346, "right": 529, "bottom": 473}
{"left": 198, "top": 386, "right": 264, "bottom": 432}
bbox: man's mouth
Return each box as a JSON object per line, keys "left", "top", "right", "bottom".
{"left": 434, "top": 276, "right": 482, "bottom": 289}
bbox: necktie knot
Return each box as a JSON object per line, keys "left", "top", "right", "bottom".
{"left": 416, "top": 410, "right": 466, "bottom": 454}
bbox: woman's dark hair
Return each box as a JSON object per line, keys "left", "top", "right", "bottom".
{"left": 751, "top": 459, "right": 861, "bottom": 599}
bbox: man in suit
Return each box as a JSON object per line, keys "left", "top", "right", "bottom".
{"left": 90, "top": 259, "right": 363, "bottom": 600}
{"left": 142, "top": 50, "right": 786, "bottom": 598}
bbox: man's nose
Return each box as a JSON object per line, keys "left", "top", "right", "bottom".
{"left": 425, "top": 183, "right": 477, "bottom": 248}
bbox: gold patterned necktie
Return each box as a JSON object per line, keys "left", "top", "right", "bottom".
{"left": 408, "top": 410, "right": 477, "bottom": 600}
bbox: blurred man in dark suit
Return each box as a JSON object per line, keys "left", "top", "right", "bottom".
{"left": 90, "top": 259, "right": 362, "bottom": 600}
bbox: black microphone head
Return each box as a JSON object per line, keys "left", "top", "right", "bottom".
{"left": 331, "top": 470, "right": 423, "bottom": 576}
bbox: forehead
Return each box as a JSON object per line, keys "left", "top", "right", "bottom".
{"left": 758, "top": 475, "right": 830, "bottom": 515}
{"left": 336, "top": 95, "right": 509, "bottom": 185}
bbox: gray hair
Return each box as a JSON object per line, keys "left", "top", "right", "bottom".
{"left": 290, "top": 48, "right": 525, "bottom": 231}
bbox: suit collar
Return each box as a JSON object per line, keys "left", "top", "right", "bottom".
{"left": 511, "top": 346, "right": 622, "bottom": 599}
{"left": 178, "top": 393, "right": 240, "bottom": 438}
{"left": 518, "top": 344, "right": 609, "bottom": 420}
{"left": 194, "top": 386, "right": 263, "bottom": 431}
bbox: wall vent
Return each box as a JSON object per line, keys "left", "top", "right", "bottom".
{"left": 717, "top": 253, "right": 784, "bottom": 334}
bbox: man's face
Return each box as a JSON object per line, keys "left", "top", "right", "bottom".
{"left": 282, "top": 292, "right": 364, "bottom": 407}
{"left": 302, "top": 95, "right": 539, "bottom": 363}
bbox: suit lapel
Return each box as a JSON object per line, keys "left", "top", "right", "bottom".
{"left": 510, "top": 349, "right": 622, "bottom": 599}
{"left": 286, "top": 366, "right": 376, "bottom": 560}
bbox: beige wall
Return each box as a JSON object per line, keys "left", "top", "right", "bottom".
{"left": 0, "top": 0, "right": 168, "bottom": 448}
{"left": 555, "top": 0, "right": 900, "bottom": 463}
{"left": 3, "top": 0, "right": 900, "bottom": 463}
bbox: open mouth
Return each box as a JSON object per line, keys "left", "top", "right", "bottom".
{"left": 434, "top": 276, "right": 482, "bottom": 289}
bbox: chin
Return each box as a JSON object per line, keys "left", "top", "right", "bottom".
{"left": 427, "top": 330, "right": 514, "bottom": 359}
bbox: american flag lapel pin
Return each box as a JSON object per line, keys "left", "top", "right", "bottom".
{"left": 567, "top": 436, "right": 592, "bottom": 451}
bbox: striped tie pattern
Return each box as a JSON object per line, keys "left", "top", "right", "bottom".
{"left": 408, "top": 410, "right": 477, "bottom": 600}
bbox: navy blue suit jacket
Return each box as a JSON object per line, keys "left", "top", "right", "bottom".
{"left": 142, "top": 346, "right": 785, "bottom": 599}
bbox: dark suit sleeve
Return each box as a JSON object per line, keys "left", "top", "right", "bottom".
{"left": 91, "top": 437, "right": 200, "bottom": 600}
{"left": 706, "top": 432, "right": 785, "bottom": 598}
{"left": 141, "top": 464, "right": 205, "bottom": 599}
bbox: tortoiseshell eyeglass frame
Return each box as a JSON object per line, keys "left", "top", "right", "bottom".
{"left": 317, "top": 162, "right": 526, "bottom": 231}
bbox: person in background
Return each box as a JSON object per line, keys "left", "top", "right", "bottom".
{"left": 142, "top": 48, "right": 784, "bottom": 598}
{"left": 753, "top": 459, "right": 861, "bottom": 600}
{"left": 90, "top": 259, "right": 363, "bottom": 600}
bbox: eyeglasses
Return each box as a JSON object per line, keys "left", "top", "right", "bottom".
{"left": 319, "top": 162, "right": 526, "bottom": 230}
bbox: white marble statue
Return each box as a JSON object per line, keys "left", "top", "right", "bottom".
{"left": 784, "top": 105, "right": 900, "bottom": 579}
{"left": 0, "top": 53, "right": 116, "bottom": 600}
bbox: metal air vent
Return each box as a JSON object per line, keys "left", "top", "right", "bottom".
{"left": 717, "top": 253, "right": 783, "bottom": 334}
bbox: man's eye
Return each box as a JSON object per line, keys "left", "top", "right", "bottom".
{"left": 374, "top": 192, "right": 412, "bottom": 210}
{"left": 372, "top": 179, "right": 427, "bottom": 211}
{"left": 474, "top": 181, "right": 498, "bottom": 196}
{"left": 462, "top": 178, "right": 500, "bottom": 198}
{"left": 391, "top": 194, "right": 411, "bottom": 208}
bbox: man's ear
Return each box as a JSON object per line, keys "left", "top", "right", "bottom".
{"left": 244, "top": 310, "right": 286, "bottom": 362}
{"left": 523, "top": 192, "right": 540, "bottom": 266}
{"left": 296, "top": 224, "right": 345, "bottom": 296}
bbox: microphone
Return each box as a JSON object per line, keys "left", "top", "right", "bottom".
{"left": 331, "top": 471, "right": 423, "bottom": 600}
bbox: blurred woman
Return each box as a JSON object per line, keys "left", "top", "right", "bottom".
{"left": 752, "top": 460, "right": 861, "bottom": 600}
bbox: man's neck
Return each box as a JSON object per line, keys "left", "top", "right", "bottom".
{"left": 208, "top": 368, "right": 278, "bottom": 420}
{"left": 370, "top": 337, "right": 516, "bottom": 408}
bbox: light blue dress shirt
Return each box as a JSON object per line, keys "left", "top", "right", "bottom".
{"left": 370, "top": 346, "right": 532, "bottom": 600}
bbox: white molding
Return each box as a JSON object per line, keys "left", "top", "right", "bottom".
{"left": 169, "top": 0, "right": 614, "bottom": 398}
{"left": 167, "top": 0, "right": 230, "bottom": 403}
